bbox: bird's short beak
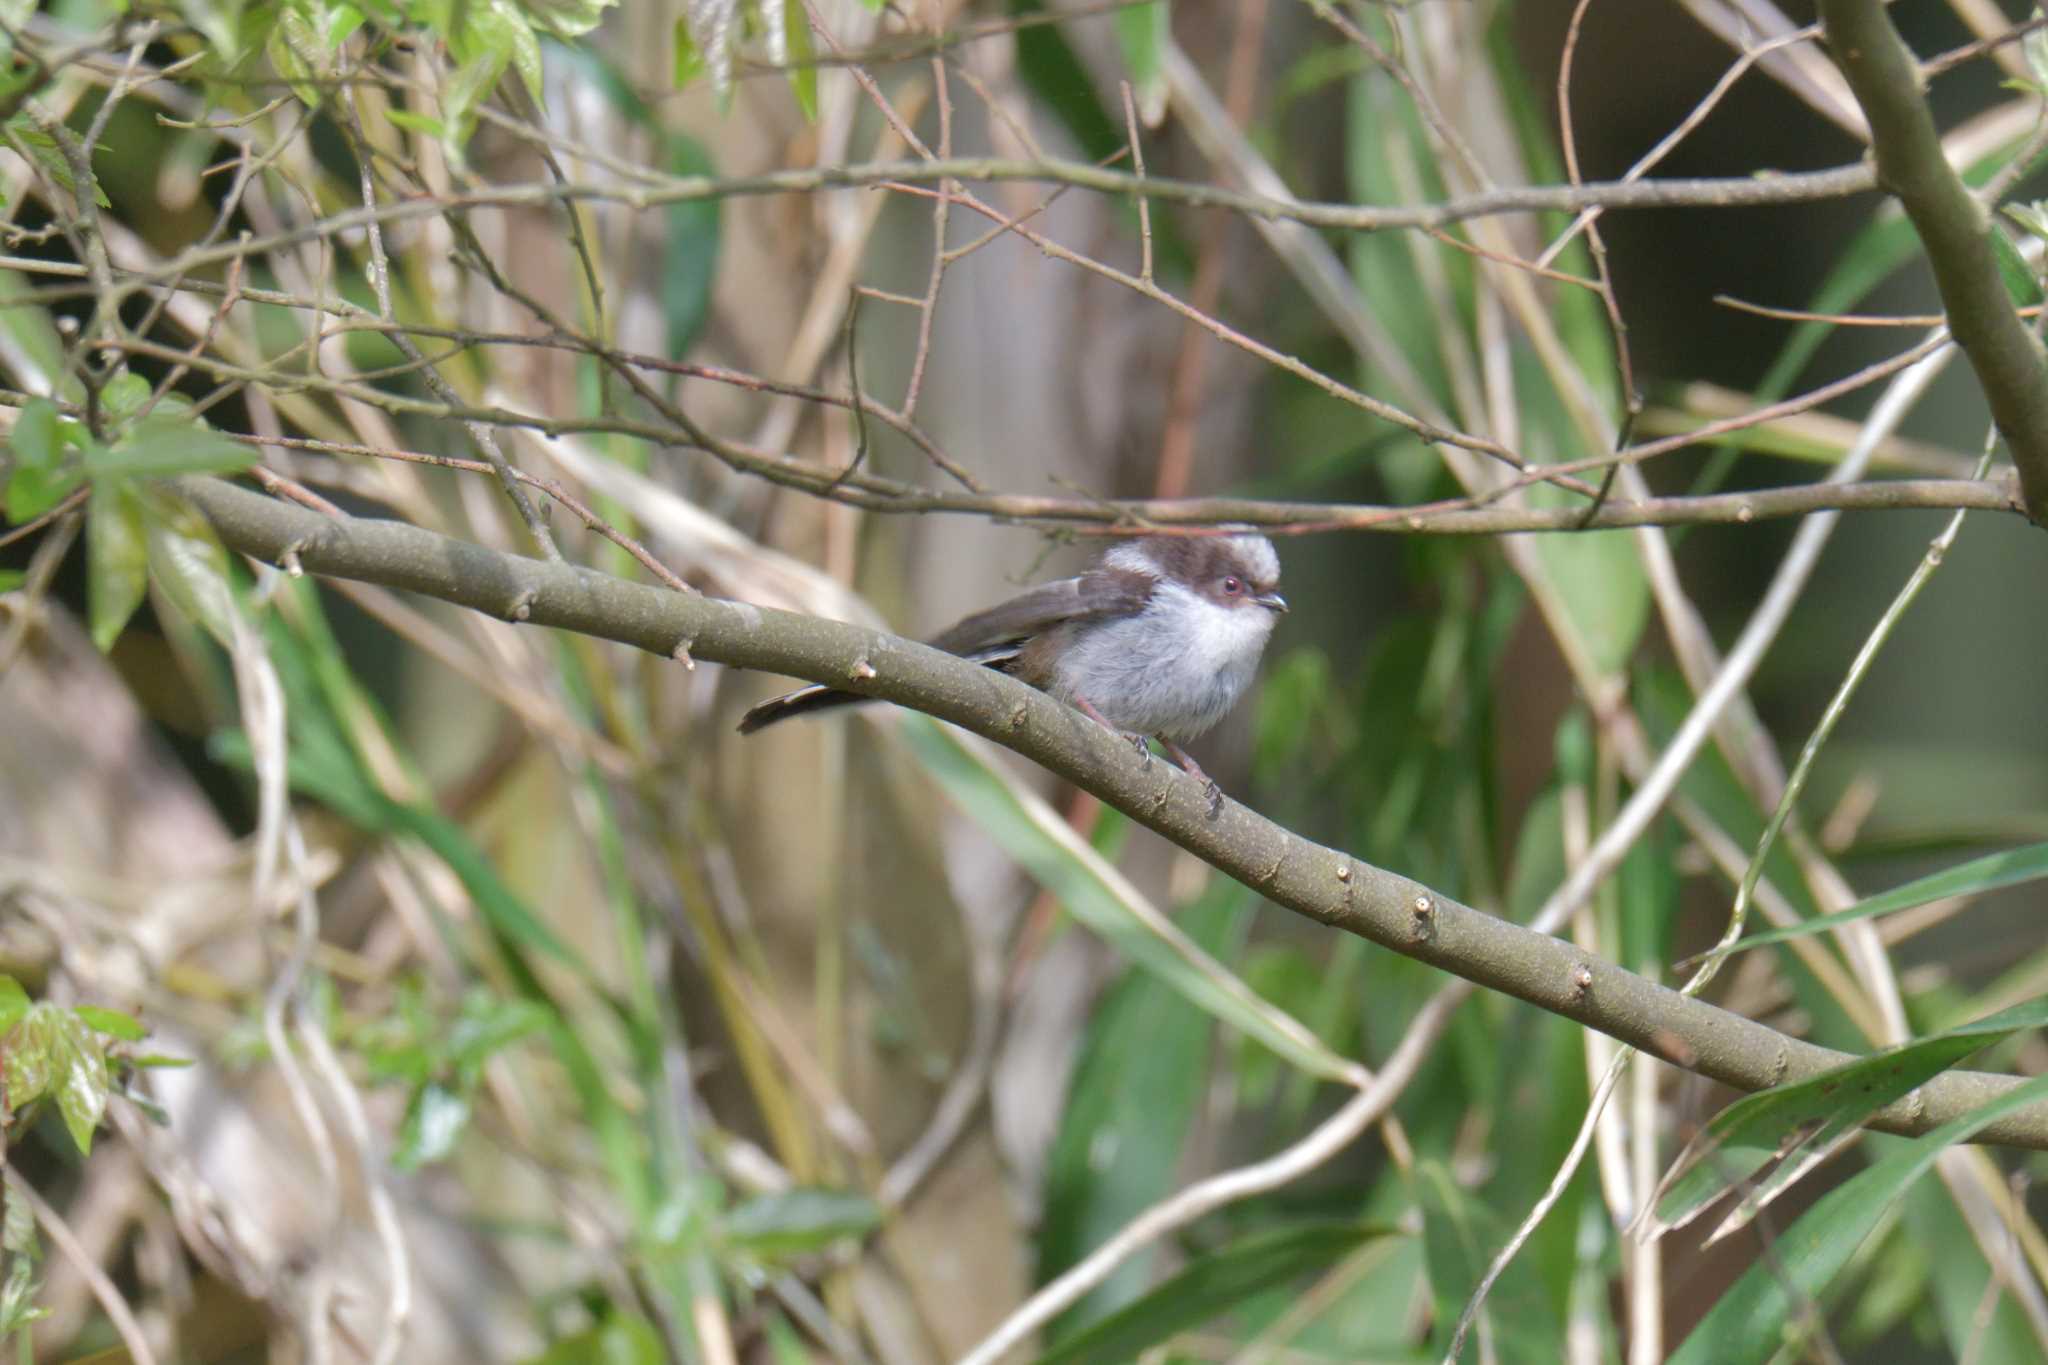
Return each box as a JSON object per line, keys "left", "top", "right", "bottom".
{"left": 1254, "top": 592, "right": 1288, "bottom": 614}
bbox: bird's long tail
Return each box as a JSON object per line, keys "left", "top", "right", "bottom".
{"left": 738, "top": 643, "right": 1026, "bottom": 735}
{"left": 736, "top": 684, "right": 868, "bottom": 735}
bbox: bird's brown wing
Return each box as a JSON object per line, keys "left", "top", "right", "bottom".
{"left": 737, "top": 567, "right": 1154, "bottom": 734}
{"left": 926, "top": 568, "right": 1155, "bottom": 663}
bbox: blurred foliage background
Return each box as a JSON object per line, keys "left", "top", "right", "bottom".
{"left": 3, "top": 0, "right": 2048, "bottom": 1362}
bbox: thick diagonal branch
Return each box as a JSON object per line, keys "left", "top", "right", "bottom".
{"left": 180, "top": 476, "right": 2048, "bottom": 1148}
{"left": 1820, "top": 0, "right": 2048, "bottom": 520}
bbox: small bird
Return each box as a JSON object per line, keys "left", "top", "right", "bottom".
{"left": 738, "top": 533, "right": 1288, "bottom": 810}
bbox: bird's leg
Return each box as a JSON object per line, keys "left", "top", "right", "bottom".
{"left": 1158, "top": 738, "right": 1223, "bottom": 817}
{"left": 1075, "top": 696, "right": 1152, "bottom": 766}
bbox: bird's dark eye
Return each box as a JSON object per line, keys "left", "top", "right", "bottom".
{"left": 1221, "top": 576, "right": 1243, "bottom": 596}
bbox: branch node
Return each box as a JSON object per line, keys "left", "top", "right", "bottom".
{"left": 507, "top": 590, "right": 537, "bottom": 623}
{"left": 1409, "top": 894, "right": 1436, "bottom": 942}
{"left": 672, "top": 636, "right": 697, "bottom": 670}
{"left": 1334, "top": 862, "right": 1351, "bottom": 883}
{"left": 1571, "top": 963, "right": 1595, "bottom": 998}
{"left": 848, "top": 656, "right": 876, "bottom": 682}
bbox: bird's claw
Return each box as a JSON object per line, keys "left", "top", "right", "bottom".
{"left": 1126, "top": 732, "right": 1152, "bottom": 766}
{"left": 1202, "top": 778, "right": 1223, "bottom": 818}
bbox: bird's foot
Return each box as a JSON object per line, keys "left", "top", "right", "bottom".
{"left": 1159, "top": 739, "right": 1224, "bottom": 819}
{"left": 1076, "top": 696, "right": 1153, "bottom": 767}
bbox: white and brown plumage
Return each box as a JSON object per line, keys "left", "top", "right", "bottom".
{"left": 739, "top": 534, "right": 1286, "bottom": 803}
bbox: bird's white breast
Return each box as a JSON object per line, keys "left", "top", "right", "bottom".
{"left": 1047, "top": 581, "right": 1277, "bottom": 741}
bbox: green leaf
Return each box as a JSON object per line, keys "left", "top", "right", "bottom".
{"left": 524, "top": 1310, "right": 665, "bottom": 1365}
{"left": 1646, "top": 996, "right": 2048, "bottom": 1244}
{"left": 1669, "top": 1071, "right": 2048, "bottom": 1365}
{"left": 0, "top": 270, "right": 67, "bottom": 397}
{"left": 1416, "top": 1159, "right": 1563, "bottom": 1361}
{"left": 1707, "top": 839, "right": 2048, "bottom": 962}
{"left": 0, "top": 570, "right": 21, "bottom": 593}
{"left": 673, "top": 15, "right": 705, "bottom": 88}
{"left": 5, "top": 397, "right": 86, "bottom": 521}
{"left": 1989, "top": 221, "right": 2044, "bottom": 307}
{"left": 50, "top": 1014, "right": 109, "bottom": 1155}
{"left": 1112, "top": 2, "right": 1168, "bottom": 126}
{"left": 515, "top": 0, "right": 619, "bottom": 40}
{"left": 1033, "top": 1221, "right": 1393, "bottom": 1365}
{"left": 0, "top": 977, "right": 27, "bottom": 1035}
{"left": 1530, "top": 516, "right": 1648, "bottom": 676}
{"left": 898, "top": 716, "right": 1355, "bottom": 1081}
{"left": 6, "top": 123, "right": 109, "bottom": 207}
{"left": 663, "top": 134, "right": 721, "bottom": 357}
{"left": 496, "top": 0, "right": 547, "bottom": 104}
{"left": 87, "top": 479, "right": 148, "bottom": 652}
{"left": 1011, "top": 1, "right": 1122, "bottom": 163}
{"left": 1037, "top": 886, "right": 1243, "bottom": 1336}
{"left": 782, "top": 0, "right": 816, "bottom": 122}
{"left": 385, "top": 109, "right": 447, "bottom": 138}
{"left": 146, "top": 492, "right": 242, "bottom": 646}
{"left": 72, "top": 1005, "right": 145, "bottom": 1042}
{"left": 394, "top": 1082, "right": 471, "bottom": 1170}
{"left": 722, "top": 1188, "right": 882, "bottom": 1258}
{"left": 91, "top": 417, "right": 255, "bottom": 478}
{"left": 265, "top": 7, "right": 328, "bottom": 109}
{"left": 8, "top": 397, "right": 56, "bottom": 466}
{"left": 99, "top": 372, "right": 153, "bottom": 423}
{"left": 4, "top": 1006, "right": 112, "bottom": 1155}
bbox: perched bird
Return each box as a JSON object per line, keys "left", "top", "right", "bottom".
{"left": 738, "top": 533, "right": 1287, "bottom": 809}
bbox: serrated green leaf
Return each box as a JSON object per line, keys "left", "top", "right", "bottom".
{"left": 72, "top": 1005, "right": 145, "bottom": 1041}
{"left": 1033, "top": 1222, "right": 1393, "bottom": 1365}
{"left": 50, "top": 1013, "right": 108, "bottom": 1155}
{"left": 2, "top": 1175, "right": 35, "bottom": 1256}
{"left": 0, "top": 1254, "right": 47, "bottom": 1338}
{"left": 92, "top": 416, "right": 255, "bottom": 478}
{"left": 87, "top": 479, "right": 148, "bottom": 651}
{"left": 723, "top": 1188, "right": 881, "bottom": 1258}
{"left": 1669, "top": 1071, "right": 2048, "bottom": 1365}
